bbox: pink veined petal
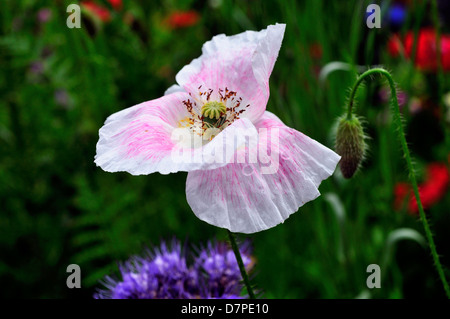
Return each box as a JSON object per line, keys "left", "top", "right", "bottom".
{"left": 185, "top": 111, "right": 341, "bottom": 233}
{"left": 175, "top": 23, "right": 286, "bottom": 123}
{"left": 95, "top": 92, "right": 259, "bottom": 175}
{"left": 95, "top": 92, "right": 190, "bottom": 175}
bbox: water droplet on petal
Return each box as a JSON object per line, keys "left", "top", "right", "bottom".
{"left": 242, "top": 164, "right": 254, "bottom": 176}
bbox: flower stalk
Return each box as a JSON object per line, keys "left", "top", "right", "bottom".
{"left": 227, "top": 230, "right": 256, "bottom": 299}
{"left": 431, "top": 0, "right": 450, "bottom": 166}
{"left": 346, "top": 67, "right": 450, "bottom": 298}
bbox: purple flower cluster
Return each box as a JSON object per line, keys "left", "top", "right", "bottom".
{"left": 94, "top": 239, "right": 253, "bottom": 299}
{"left": 195, "top": 241, "right": 252, "bottom": 299}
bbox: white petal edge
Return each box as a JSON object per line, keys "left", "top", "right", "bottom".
{"left": 164, "top": 84, "right": 185, "bottom": 96}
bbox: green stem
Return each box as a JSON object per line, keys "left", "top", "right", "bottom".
{"left": 431, "top": 0, "right": 444, "bottom": 102}
{"left": 404, "top": 0, "right": 426, "bottom": 96}
{"left": 431, "top": 0, "right": 450, "bottom": 164}
{"left": 410, "top": 0, "right": 425, "bottom": 66}
{"left": 346, "top": 68, "right": 450, "bottom": 298}
{"left": 227, "top": 230, "right": 256, "bottom": 299}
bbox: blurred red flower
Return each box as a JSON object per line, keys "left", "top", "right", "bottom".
{"left": 108, "top": 0, "right": 122, "bottom": 10}
{"left": 387, "top": 28, "right": 450, "bottom": 72}
{"left": 81, "top": 0, "right": 121, "bottom": 22}
{"left": 82, "top": 1, "right": 111, "bottom": 22}
{"left": 165, "top": 10, "right": 200, "bottom": 29}
{"left": 394, "top": 162, "right": 450, "bottom": 214}
{"left": 309, "top": 43, "right": 323, "bottom": 60}
{"left": 387, "top": 33, "right": 402, "bottom": 56}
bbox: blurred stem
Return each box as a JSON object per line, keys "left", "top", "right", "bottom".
{"left": 227, "top": 230, "right": 255, "bottom": 299}
{"left": 7, "top": 100, "right": 25, "bottom": 152}
{"left": 410, "top": 0, "right": 425, "bottom": 69}
{"left": 346, "top": 68, "right": 450, "bottom": 298}
{"left": 404, "top": 0, "right": 426, "bottom": 97}
{"left": 431, "top": 0, "right": 444, "bottom": 101}
{"left": 431, "top": 0, "right": 450, "bottom": 162}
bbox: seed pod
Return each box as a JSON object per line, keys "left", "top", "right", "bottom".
{"left": 335, "top": 115, "right": 366, "bottom": 178}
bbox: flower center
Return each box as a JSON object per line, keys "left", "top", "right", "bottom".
{"left": 180, "top": 87, "right": 250, "bottom": 142}
{"left": 201, "top": 101, "right": 227, "bottom": 120}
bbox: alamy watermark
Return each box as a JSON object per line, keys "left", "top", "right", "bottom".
{"left": 66, "top": 264, "right": 81, "bottom": 288}
{"left": 170, "top": 127, "right": 281, "bottom": 175}
{"left": 366, "top": 4, "right": 381, "bottom": 29}
{"left": 366, "top": 264, "right": 381, "bottom": 289}
{"left": 66, "top": 4, "right": 81, "bottom": 29}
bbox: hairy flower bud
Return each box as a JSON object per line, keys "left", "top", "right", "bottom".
{"left": 335, "top": 115, "right": 366, "bottom": 178}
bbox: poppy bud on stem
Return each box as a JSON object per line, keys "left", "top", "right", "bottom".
{"left": 340, "top": 68, "right": 450, "bottom": 298}
{"left": 335, "top": 114, "right": 366, "bottom": 178}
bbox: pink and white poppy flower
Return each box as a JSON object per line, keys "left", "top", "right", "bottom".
{"left": 95, "top": 24, "right": 341, "bottom": 234}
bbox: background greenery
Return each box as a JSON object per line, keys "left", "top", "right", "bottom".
{"left": 1, "top": 0, "right": 449, "bottom": 298}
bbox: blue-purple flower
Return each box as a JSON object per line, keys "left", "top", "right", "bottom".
{"left": 94, "top": 239, "right": 253, "bottom": 299}
{"left": 195, "top": 241, "right": 252, "bottom": 299}
{"left": 388, "top": 4, "right": 407, "bottom": 29}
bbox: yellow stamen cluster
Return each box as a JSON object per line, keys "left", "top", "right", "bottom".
{"left": 180, "top": 87, "right": 250, "bottom": 142}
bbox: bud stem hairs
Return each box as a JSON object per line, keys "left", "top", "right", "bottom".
{"left": 345, "top": 68, "right": 450, "bottom": 298}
